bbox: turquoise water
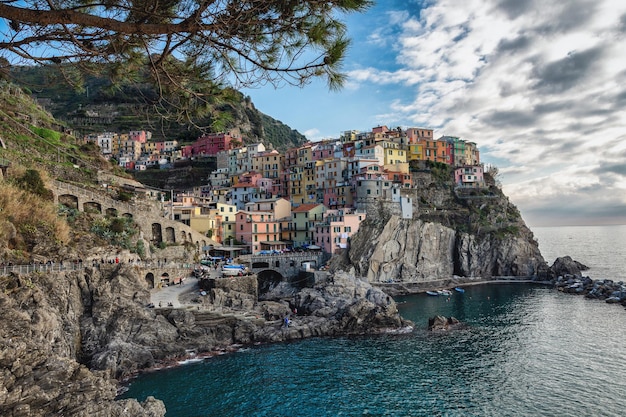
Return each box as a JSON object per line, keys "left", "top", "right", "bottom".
{"left": 120, "top": 283, "right": 626, "bottom": 416}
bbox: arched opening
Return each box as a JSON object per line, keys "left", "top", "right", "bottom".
{"left": 83, "top": 201, "right": 102, "bottom": 214}
{"left": 180, "top": 231, "right": 187, "bottom": 242}
{"left": 123, "top": 213, "right": 133, "bottom": 219}
{"left": 145, "top": 273, "right": 155, "bottom": 289}
{"left": 160, "top": 272, "right": 170, "bottom": 286}
{"left": 165, "top": 227, "right": 176, "bottom": 243}
{"left": 106, "top": 208, "right": 118, "bottom": 217}
{"left": 152, "top": 223, "right": 163, "bottom": 245}
{"left": 302, "top": 260, "right": 317, "bottom": 268}
{"left": 257, "top": 269, "right": 284, "bottom": 295}
{"left": 59, "top": 194, "right": 79, "bottom": 210}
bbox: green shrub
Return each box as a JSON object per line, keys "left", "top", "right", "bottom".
{"left": 13, "top": 169, "right": 53, "bottom": 200}
{"left": 117, "top": 190, "right": 133, "bottom": 202}
{"left": 90, "top": 216, "right": 137, "bottom": 248}
{"left": 135, "top": 239, "right": 146, "bottom": 257}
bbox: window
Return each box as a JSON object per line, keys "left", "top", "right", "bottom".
{"left": 227, "top": 224, "right": 232, "bottom": 230}
{"left": 240, "top": 225, "right": 243, "bottom": 231}
{"left": 345, "top": 226, "right": 351, "bottom": 232}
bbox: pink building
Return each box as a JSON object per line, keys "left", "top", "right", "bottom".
{"left": 238, "top": 171, "right": 263, "bottom": 186}
{"left": 405, "top": 127, "right": 434, "bottom": 144}
{"left": 454, "top": 165, "right": 484, "bottom": 188}
{"left": 191, "top": 132, "right": 240, "bottom": 156}
{"left": 312, "top": 140, "right": 335, "bottom": 160}
{"left": 180, "top": 145, "right": 193, "bottom": 158}
{"left": 129, "top": 130, "right": 147, "bottom": 143}
{"left": 236, "top": 208, "right": 289, "bottom": 254}
{"left": 314, "top": 208, "right": 366, "bottom": 254}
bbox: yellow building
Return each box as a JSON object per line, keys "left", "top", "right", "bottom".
{"left": 380, "top": 141, "right": 407, "bottom": 165}
{"left": 143, "top": 141, "right": 158, "bottom": 155}
{"left": 119, "top": 139, "right": 142, "bottom": 160}
{"left": 408, "top": 143, "right": 423, "bottom": 162}
{"left": 215, "top": 202, "right": 237, "bottom": 243}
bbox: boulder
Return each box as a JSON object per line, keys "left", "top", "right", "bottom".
{"left": 549, "top": 256, "right": 588, "bottom": 278}
{"left": 428, "top": 315, "right": 461, "bottom": 331}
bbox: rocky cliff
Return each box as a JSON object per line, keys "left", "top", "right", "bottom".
{"left": 1, "top": 264, "right": 409, "bottom": 416}
{"left": 342, "top": 168, "right": 547, "bottom": 286}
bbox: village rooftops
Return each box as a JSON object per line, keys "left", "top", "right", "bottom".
{"left": 292, "top": 203, "right": 323, "bottom": 212}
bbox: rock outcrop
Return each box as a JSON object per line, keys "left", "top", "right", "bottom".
{"left": 1, "top": 264, "right": 410, "bottom": 416}
{"left": 548, "top": 256, "right": 588, "bottom": 278}
{"left": 0, "top": 269, "right": 165, "bottom": 417}
{"left": 428, "top": 315, "right": 461, "bottom": 331}
{"left": 548, "top": 256, "right": 626, "bottom": 307}
{"left": 347, "top": 214, "right": 545, "bottom": 284}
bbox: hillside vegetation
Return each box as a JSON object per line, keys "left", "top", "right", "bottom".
{"left": 0, "top": 81, "right": 138, "bottom": 264}
{"left": 10, "top": 66, "right": 308, "bottom": 150}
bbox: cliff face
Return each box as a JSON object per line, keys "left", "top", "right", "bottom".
{"left": 1, "top": 263, "right": 409, "bottom": 416}
{"left": 349, "top": 215, "right": 544, "bottom": 283}
{"left": 0, "top": 267, "right": 166, "bottom": 417}
{"left": 345, "top": 172, "right": 546, "bottom": 284}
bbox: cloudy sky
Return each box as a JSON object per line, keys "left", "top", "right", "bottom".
{"left": 243, "top": 0, "right": 626, "bottom": 227}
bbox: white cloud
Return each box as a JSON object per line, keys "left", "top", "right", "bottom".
{"left": 350, "top": 0, "right": 626, "bottom": 225}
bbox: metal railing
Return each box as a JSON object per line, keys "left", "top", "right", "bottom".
{"left": 0, "top": 261, "right": 197, "bottom": 277}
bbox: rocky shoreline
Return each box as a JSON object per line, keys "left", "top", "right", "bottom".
{"left": 0, "top": 264, "right": 411, "bottom": 417}
{"left": 551, "top": 256, "right": 626, "bottom": 308}
{"left": 3, "top": 254, "right": 623, "bottom": 417}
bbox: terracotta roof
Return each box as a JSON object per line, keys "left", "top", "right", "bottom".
{"left": 292, "top": 203, "right": 322, "bottom": 212}
{"left": 232, "top": 182, "right": 254, "bottom": 188}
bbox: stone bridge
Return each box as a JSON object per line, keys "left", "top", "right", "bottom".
{"left": 51, "top": 180, "right": 217, "bottom": 250}
{"left": 238, "top": 252, "right": 328, "bottom": 292}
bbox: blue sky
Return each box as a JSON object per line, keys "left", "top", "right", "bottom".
{"left": 1, "top": 1, "right": 625, "bottom": 227}
{"left": 242, "top": 0, "right": 626, "bottom": 227}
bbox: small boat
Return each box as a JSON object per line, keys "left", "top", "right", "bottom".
{"left": 454, "top": 287, "right": 465, "bottom": 293}
{"left": 439, "top": 289, "right": 452, "bottom": 296}
{"left": 221, "top": 264, "right": 247, "bottom": 276}
{"left": 426, "top": 291, "right": 440, "bottom": 296}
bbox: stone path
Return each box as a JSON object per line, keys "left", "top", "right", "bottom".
{"left": 150, "top": 266, "right": 222, "bottom": 308}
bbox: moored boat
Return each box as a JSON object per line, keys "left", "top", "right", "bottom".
{"left": 221, "top": 264, "right": 247, "bottom": 276}
{"left": 454, "top": 287, "right": 465, "bottom": 293}
{"left": 426, "top": 291, "right": 439, "bottom": 296}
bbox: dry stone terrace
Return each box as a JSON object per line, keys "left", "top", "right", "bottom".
{"left": 51, "top": 180, "right": 217, "bottom": 249}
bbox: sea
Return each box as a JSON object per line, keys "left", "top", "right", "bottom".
{"left": 119, "top": 225, "right": 626, "bottom": 416}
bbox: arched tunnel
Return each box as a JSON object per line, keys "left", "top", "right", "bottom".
{"left": 257, "top": 269, "right": 284, "bottom": 295}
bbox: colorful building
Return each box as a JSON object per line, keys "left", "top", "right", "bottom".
{"left": 454, "top": 165, "right": 484, "bottom": 188}
{"left": 191, "top": 131, "right": 240, "bottom": 156}
{"left": 288, "top": 203, "right": 326, "bottom": 248}
{"left": 314, "top": 208, "right": 366, "bottom": 254}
